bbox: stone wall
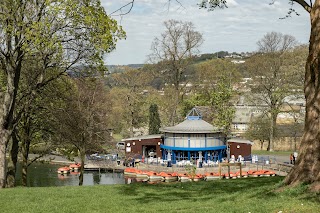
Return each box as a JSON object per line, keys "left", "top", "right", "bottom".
{"left": 252, "top": 137, "right": 301, "bottom": 151}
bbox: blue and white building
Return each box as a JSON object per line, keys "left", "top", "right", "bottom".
{"left": 160, "top": 108, "right": 227, "bottom": 164}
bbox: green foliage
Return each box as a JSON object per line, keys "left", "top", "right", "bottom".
{"left": 245, "top": 115, "right": 271, "bottom": 142}
{"left": 53, "top": 78, "right": 112, "bottom": 154}
{"left": 107, "top": 87, "right": 148, "bottom": 136}
{"left": 184, "top": 164, "right": 197, "bottom": 180}
{"left": 181, "top": 58, "right": 239, "bottom": 132}
{"left": 148, "top": 104, "right": 161, "bottom": 135}
{"left": 209, "top": 80, "right": 235, "bottom": 132}
{"left": 182, "top": 76, "right": 235, "bottom": 133}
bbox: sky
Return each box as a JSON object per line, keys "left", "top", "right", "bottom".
{"left": 101, "top": 0, "right": 310, "bottom": 65}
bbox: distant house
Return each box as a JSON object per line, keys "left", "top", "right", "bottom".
{"left": 227, "top": 138, "right": 253, "bottom": 159}
{"left": 122, "top": 134, "right": 163, "bottom": 159}
{"left": 231, "top": 105, "right": 265, "bottom": 137}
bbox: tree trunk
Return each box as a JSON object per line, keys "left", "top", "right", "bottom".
{"left": 21, "top": 140, "right": 31, "bottom": 187}
{"left": 79, "top": 150, "right": 85, "bottom": 186}
{"left": 268, "top": 112, "right": 277, "bottom": 152}
{"left": 6, "top": 132, "right": 19, "bottom": 187}
{"left": 20, "top": 114, "right": 31, "bottom": 187}
{"left": 170, "top": 88, "right": 180, "bottom": 125}
{"left": 0, "top": 52, "right": 23, "bottom": 188}
{"left": 0, "top": 130, "right": 9, "bottom": 188}
{"left": 21, "top": 149, "right": 29, "bottom": 187}
{"left": 284, "top": 2, "right": 320, "bottom": 192}
{"left": 260, "top": 140, "right": 264, "bottom": 150}
{"left": 0, "top": 73, "right": 18, "bottom": 188}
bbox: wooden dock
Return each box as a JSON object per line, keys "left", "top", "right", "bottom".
{"left": 83, "top": 161, "right": 289, "bottom": 176}
{"left": 84, "top": 162, "right": 124, "bottom": 173}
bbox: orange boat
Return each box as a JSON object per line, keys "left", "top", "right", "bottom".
{"left": 204, "top": 172, "right": 221, "bottom": 181}
{"left": 224, "top": 172, "right": 237, "bottom": 179}
{"left": 57, "top": 166, "right": 70, "bottom": 174}
{"left": 69, "top": 163, "right": 81, "bottom": 171}
{"left": 159, "top": 172, "right": 178, "bottom": 182}
{"left": 124, "top": 168, "right": 138, "bottom": 176}
{"left": 236, "top": 171, "right": 248, "bottom": 178}
{"left": 193, "top": 174, "right": 204, "bottom": 182}
{"left": 260, "top": 170, "right": 276, "bottom": 177}
{"left": 147, "top": 171, "right": 164, "bottom": 181}
{"left": 135, "top": 170, "right": 149, "bottom": 179}
{"left": 178, "top": 173, "right": 191, "bottom": 182}
{"left": 248, "top": 170, "right": 262, "bottom": 177}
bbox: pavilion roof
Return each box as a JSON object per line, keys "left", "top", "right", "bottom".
{"left": 160, "top": 108, "right": 222, "bottom": 134}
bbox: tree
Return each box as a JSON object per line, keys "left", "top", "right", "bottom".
{"left": 6, "top": 56, "right": 63, "bottom": 187}
{"left": 16, "top": 78, "right": 67, "bottom": 187}
{"left": 54, "top": 78, "right": 111, "bottom": 186}
{"left": 108, "top": 68, "right": 151, "bottom": 137}
{"left": 149, "top": 104, "right": 161, "bottom": 134}
{"left": 0, "top": 0, "right": 124, "bottom": 188}
{"left": 180, "top": 59, "right": 238, "bottom": 133}
{"left": 285, "top": 102, "right": 305, "bottom": 151}
{"left": 245, "top": 32, "right": 301, "bottom": 151}
{"left": 149, "top": 19, "right": 203, "bottom": 125}
{"left": 182, "top": 78, "right": 235, "bottom": 134}
{"left": 199, "top": 0, "right": 320, "bottom": 191}
{"left": 245, "top": 115, "right": 271, "bottom": 150}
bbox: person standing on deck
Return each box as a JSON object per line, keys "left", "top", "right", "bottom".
{"left": 293, "top": 152, "right": 298, "bottom": 164}
{"left": 290, "top": 154, "right": 294, "bottom": 164}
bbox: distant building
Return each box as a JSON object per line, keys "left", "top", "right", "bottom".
{"left": 160, "top": 108, "right": 227, "bottom": 164}
{"left": 227, "top": 138, "right": 253, "bottom": 159}
{"left": 122, "top": 135, "right": 163, "bottom": 159}
{"left": 231, "top": 105, "right": 265, "bottom": 137}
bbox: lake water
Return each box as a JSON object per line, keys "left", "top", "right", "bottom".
{"left": 15, "top": 162, "right": 125, "bottom": 187}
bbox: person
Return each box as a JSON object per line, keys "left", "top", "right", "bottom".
{"left": 123, "top": 158, "right": 128, "bottom": 167}
{"left": 132, "top": 158, "right": 135, "bottom": 167}
{"left": 293, "top": 152, "right": 298, "bottom": 164}
{"left": 290, "top": 153, "right": 294, "bottom": 164}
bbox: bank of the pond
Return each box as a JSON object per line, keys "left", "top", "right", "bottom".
{"left": 1, "top": 176, "right": 319, "bottom": 213}
{"left": 15, "top": 162, "right": 125, "bottom": 187}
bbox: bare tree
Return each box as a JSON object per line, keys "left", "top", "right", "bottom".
{"left": 245, "top": 115, "right": 271, "bottom": 150}
{"left": 246, "top": 32, "right": 302, "bottom": 152}
{"left": 257, "top": 32, "right": 297, "bottom": 53}
{"left": 149, "top": 19, "right": 203, "bottom": 124}
{"left": 54, "top": 78, "right": 111, "bottom": 186}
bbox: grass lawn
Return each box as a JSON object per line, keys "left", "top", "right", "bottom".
{"left": 252, "top": 150, "right": 293, "bottom": 156}
{"left": 0, "top": 177, "right": 319, "bottom": 213}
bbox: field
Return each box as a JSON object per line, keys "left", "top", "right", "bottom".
{"left": 0, "top": 176, "right": 319, "bottom": 213}
{"left": 252, "top": 150, "right": 293, "bottom": 156}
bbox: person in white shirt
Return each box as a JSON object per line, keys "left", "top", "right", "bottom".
{"left": 293, "top": 152, "right": 298, "bottom": 164}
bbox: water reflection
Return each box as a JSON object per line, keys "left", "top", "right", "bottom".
{"left": 15, "top": 162, "right": 125, "bottom": 187}
{"left": 93, "top": 172, "right": 101, "bottom": 184}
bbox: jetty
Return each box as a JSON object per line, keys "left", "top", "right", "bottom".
{"left": 83, "top": 160, "right": 291, "bottom": 177}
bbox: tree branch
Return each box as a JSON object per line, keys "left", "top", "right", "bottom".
{"left": 292, "top": 0, "right": 312, "bottom": 13}
{"left": 109, "top": 0, "right": 135, "bottom": 16}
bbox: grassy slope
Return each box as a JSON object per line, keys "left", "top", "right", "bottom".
{"left": 252, "top": 150, "right": 293, "bottom": 156}
{"left": 0, "top": 177, "right": 319, "bottom": 213}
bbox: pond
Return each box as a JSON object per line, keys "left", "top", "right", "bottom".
{"left": 15, "top": 162, "right": 125, "bottom": 187}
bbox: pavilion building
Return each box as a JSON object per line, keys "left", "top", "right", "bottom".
{"left": 160, "top": 108, "right": 227, "bottom": 164}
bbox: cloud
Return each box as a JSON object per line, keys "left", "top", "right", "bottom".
{"left": 104, "top": 0, "right": 310, "bottom": 65}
